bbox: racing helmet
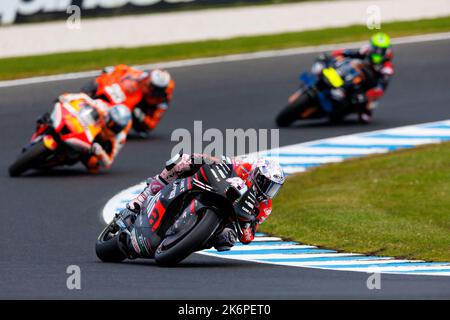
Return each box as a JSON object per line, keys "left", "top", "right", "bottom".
{"left": 368, "top": 32, "right": 391, "bottom": 65}
{"left": 250, "top": 158, "right": 285, "bottom": 200}
{"left": 149, "top": 69, "right": 171, "bottom": 96}
{"left": 105, "top": 104, "right": 132, "bottom": 134}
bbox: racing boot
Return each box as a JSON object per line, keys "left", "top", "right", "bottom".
{"left": 209, "top": 227, "right": 238, "bottom": 252}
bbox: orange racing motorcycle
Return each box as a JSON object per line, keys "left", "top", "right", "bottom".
{"left": 9, "top": 96, "right": 104, "bottom": 176}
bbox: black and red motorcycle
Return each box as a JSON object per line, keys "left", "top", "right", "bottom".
{"left": 95, "top": 160, "right": 256, "bottom": 266}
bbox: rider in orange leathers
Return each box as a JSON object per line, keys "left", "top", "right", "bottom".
{"left": 55, "top": 93, "right": 132, "bottom": 173}
{"left": 82, "top": 65, "right": 175, "bottom": 135}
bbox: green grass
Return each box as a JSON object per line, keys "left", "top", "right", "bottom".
{"left": 2, "top": 16, "right": 450, "bottom": 80}
{"left": 263, "top": 143, "right": 450, "bottom": 262}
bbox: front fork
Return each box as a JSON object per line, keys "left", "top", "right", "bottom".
{"left": 288, "top": 89, "right": 302, "bottom": 104}
{"left": 113, "top": 208, "right": 139, "bottom": 259}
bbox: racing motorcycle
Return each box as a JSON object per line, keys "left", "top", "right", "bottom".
{"left": 8, "top": 96, "right": 103, "bottom": 176}
{"left": 81, "top": 68, "right": 150, "bottom": 135}
{"left": 96, "top": 161, "right": 257, "bottom": 266}
{"left": 276, "top": 57, "right": 376, "bottom": 127}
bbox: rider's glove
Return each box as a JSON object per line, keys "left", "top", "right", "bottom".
{"left": 90, "top": 142, "right": 112, "bottom": 167}
{"left": 160, "top": 153, "right": 192, "bottom": 183}
{"left": 91, "top": 142, "right": 103, "bottom": 155}
{"left": 126, "top": 175, "right": 167, "bottom": 213}
{"left": 126, "top": 187, "right": 150, "bottom": 213}
{"left": 126, "top": 201, "right": 142, "bottom": 214}
{"left": 148, "top": 175, "right": 167, "bottom": 195}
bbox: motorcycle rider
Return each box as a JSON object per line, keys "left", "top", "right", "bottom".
{"left": 53, "top": 93, "right": 132, "bottom": 173}
{"left": 83, "top": 64, "right": 175, "bottom": 135}
{"left": 312, "top": 32, "right": 394, "bottom": 123}
{"left": 125, "top": 153, "right": 285, "bottom": 253}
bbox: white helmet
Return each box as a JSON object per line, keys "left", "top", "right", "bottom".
{"left": 150, "top": 69, "right": 171, "bottom": 89}
{"left": 250, "top": 158, "right": 285, "bottom": 200}
{"left": 105, "top": 104, "right": 132, "bottom": 134}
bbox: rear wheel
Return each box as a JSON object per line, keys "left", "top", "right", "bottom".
{"left": 95, "top": 223, "right": 127, "bottom": 263}
{"left": 8, "top": 140, "right": 52, "bottom": 177}
{"left": 155, "top": 209, "right": 220, "bottom": 267}
{"left": 276, "top": 93, "right": 320, "bottom": 127}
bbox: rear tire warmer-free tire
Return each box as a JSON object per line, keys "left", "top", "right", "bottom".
{"left": 276, "top": 93, "right": 314, "bottom": 127}
{"left": 155, "top": 209, "right": 220, "bottom": 267}
{"left": 8, "top": 140, "right": 51, "bottom": 177}
{"left": 95, "top": 224, "right": 127, "bottom": 263}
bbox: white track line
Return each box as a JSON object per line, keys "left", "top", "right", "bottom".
{"left": 1, "top": 32, "right": 450, "bottom": 88}
{"left": 215, "top": 244, "right": 317, "bottom": 251}
{"left": 323, "top": 136, "right": 440, "bottom": 146}
{"left": 200, "top": 251, "right": 365, "bottom": 260}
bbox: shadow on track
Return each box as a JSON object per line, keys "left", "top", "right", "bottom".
{"left": 11, "top": 168, "right": 103, "bottom": 178}
{"left": 284, "top": 117, "right": 368, "bottom": 129}
{"left": 94, "top": 257, "right": 254, "bottom": 269}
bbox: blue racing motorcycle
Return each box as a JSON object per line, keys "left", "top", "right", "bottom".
{"left": 276, "top": 57, "right": 375, "bottom": 127}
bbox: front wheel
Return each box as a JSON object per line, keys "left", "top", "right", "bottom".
{"left": 276, "top": 93, "right": 320, "bottom": 127}
{"left": 8, "top": 140, "right": 52, "bottom": 177}
{"left": 95, "top": 223, "right": 128, "bottom": 263}
{"left": 155, "top": 209, "right": 220, "bottom": 267}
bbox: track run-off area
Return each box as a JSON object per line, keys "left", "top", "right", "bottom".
{"left": 1, "top": 34, "right": 450, "bottom": 298}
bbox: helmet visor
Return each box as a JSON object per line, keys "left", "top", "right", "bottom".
{"left": 106, "top": 120, "right": 124, "bottom": 134}
{"left": 150, "top": 85, "right": 167, "bottom": 98}
{"left": 254, "top": 170, "right": 283, "bottom": 199}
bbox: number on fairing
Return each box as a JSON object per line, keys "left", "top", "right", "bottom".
{"left": 105, "top": 84, "right": 125, "bottom": 103}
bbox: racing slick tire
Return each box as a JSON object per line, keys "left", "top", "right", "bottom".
{"left": 276, "top": 93, "right": 318, "bottom": 127}
{"left": 95, "top": 223, "right": 128, "bottom": 263}
{"left": 155, "top": 209, "right": 220, "bottom": 267}
{"left": 8, "top": 140, "right": 51, "bottom": 177}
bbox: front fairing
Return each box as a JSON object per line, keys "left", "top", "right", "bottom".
{"left": 141, "top": 163, "right": 256, "bottom": 238}
{"left": 51, "top": 101, "right": 102, "bottom": 152}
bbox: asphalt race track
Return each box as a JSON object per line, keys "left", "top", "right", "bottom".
{"left": 1, "top": 38, "right": 450, "bottom": 299}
